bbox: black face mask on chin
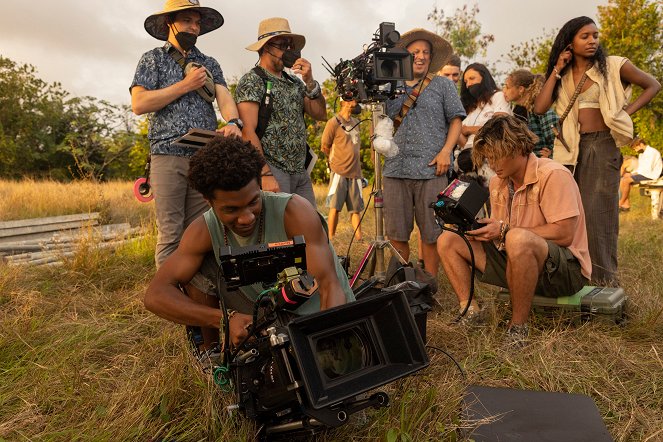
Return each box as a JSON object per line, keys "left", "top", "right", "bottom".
{"left": 170, "top": 23, "right": 197, "bottom": 52}
{"left": 281, "top": 49, "right": 301, "bottom": 69}
{"left": 175, "top": 31, "right": 197, "bottom": 52}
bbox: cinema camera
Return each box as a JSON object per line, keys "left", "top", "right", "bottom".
{"left": 215, "top": 236, "right": 429, "bottom": 439}
{"left": 432, "top": 179, "right": 489, "bottom": 232}
{"left": 324, "top": 22, "right": 413, "bottom": 103}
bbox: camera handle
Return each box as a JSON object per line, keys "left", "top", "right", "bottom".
{"left": 349, "top": 103, "right": 408, "bottom": 288}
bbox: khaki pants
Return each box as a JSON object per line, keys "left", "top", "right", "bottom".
{"left": 151, "top": 154, "right": 213, "bottom": 293}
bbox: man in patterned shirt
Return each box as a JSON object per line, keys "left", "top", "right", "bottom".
{"left": 385, "top": 29, "right": 465, "bottom": 277}
{"left": 131, "top": 0, "right": 241, "bottom": 347}
{"left": 235, "top": 17, "right": 327, "bottom": 207}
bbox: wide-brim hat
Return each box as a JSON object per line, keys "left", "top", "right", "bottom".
{"left": 245, "top": 17, "right": 306, "bottom": 52}
{"left": 144, "top": 0, "right": 224, "bottom": 41}
{"left": 397, "top": 28, "right": 452, "bottom": 73}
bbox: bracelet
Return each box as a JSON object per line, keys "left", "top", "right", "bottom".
{"left": 498, "top": 222, "right": 510, "bottom": 250}
{"left": 552, "top": 67, "right": 562, "bottom": 80}
{"left": 305, "top": 80, "right": 322, "bottom": 99}
{"left": 220, "top": 309, "right": 237, "bottom": 330}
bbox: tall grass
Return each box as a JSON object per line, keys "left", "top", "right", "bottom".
{"left": 0, "top": 180, "right": 661, "bottom": 441}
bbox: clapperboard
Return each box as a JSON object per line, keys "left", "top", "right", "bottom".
{"left": 172, "top": 129, "right": 219, "bottom": 149}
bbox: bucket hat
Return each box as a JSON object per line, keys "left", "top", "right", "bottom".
{"left": 396, "top": 28, "right": 452, "bottom": 73}
{"left": 144, "top": 0, "right": 224, "bottom": 41}
{"left": 245, "top": 17, "right": 306, "bottom": 52}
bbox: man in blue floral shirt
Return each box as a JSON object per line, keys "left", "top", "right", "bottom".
{"left": 385, "top": 29, "right": 465, "bottom": 277}
{"left": 235, "top": 17, "right": 327, "bottom": 206}
{"left": 130, "top": 0, "right": 241, "bottom": 346}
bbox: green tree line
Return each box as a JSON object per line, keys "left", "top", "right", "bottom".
{"left": 1, "top": 0, "right": 660, "bottom": 181}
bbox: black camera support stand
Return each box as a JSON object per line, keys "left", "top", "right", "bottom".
{"left": 349, "top": 102, "right": 408, "bottom": 288}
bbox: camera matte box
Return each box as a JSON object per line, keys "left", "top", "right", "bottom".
{"left": 496, "top": 286, "right": 627, "bottom": 324}
{"left": 287, "top": 289, "right": 429, "bottom": 409}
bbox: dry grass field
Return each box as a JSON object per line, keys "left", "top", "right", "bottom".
{"left": 0, "top": 179, "right": 661, "bottom": 441}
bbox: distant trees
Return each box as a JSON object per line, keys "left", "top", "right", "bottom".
{"left": 0, "top": 56, "right": 144, "bottom": 180}
{"left": 598, "top": 0, "right": 662, "bottom": 149}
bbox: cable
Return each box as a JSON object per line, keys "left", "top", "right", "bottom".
{"left": 437, "top": 219, "right": 477, "bottom": 324}
{"left": 425, "top": 345, "right": 466, "bottom": 380}
{"left": 344, "top": 179, "right": 375, "bottom": 270}
{"left": 216, "top": 262, "right": 231, "bottom": 367}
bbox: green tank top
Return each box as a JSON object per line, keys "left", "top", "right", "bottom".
{"left": 203, "top": 191, "right": 354, "bottom": 315}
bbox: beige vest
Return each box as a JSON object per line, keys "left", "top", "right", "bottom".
{"left": 553, "top": 56, "right": 633, "bottom": 166}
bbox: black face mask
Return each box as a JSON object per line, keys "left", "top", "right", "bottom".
{"left": 351, "top": 104, "right": 362, "bottom": 115}
{"left": 281, "top": 49, "right": 301, "bottom": 68}
{"left": 468, "top": 84, "right": 482, "bottom": 99}
{"left": 175, "top": 31, "right": 197, "bottom": 52}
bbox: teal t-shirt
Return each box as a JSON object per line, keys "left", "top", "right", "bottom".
{"left": 203, "top": 191, "right": 355, "bottom": 315}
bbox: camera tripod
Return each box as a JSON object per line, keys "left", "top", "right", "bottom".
{"left": 349, "top": 102, "right": 408, "bottom": 288}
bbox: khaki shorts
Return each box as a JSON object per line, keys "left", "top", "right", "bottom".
{"left": 383, "top": 176, "right": 447, "bottom": 244}
{"left": 479, "top": 240, "right": 588, "bottom": 297}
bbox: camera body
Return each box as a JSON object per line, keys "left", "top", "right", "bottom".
{"left": 432, "top": 179, "right": 489, "bottom": 232}
{"left": 331, "top": 22, "right": 413, "bottom": 102}
{"left": 231, "top": 289, "right": 429, "bottom": 438}
{"left": 219, "top": 238, "right": 429, "bottom": 439}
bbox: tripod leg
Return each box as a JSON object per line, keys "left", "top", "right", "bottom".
{"left": 350, "top": 242, "right": 376, "bottom": 288}
{"left": 384, "top": 241, "right": 408, "bottom": 266}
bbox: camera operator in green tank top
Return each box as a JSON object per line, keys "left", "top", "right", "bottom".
{"left": 144, "top": 135, "right": 354, "bottom": 350}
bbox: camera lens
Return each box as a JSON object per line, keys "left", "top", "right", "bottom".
{"left": 314, "top": 328, "right": 371, "bottom": 380}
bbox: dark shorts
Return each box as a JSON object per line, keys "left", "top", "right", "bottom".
{"left": 479, "top": 241, "right": 588, "bottom": 297}
{"left": 630, "top": 174, "right": 652, "bottom": 183}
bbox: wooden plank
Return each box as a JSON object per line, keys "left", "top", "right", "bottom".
{"left": 0, "top": 213, "right": 100, "bottom": 230}
{"left": 0, "top": 219, "right": 99, "bottom": 238}
{"left": 0, "top": 222, "right": 135, "bottom": 245}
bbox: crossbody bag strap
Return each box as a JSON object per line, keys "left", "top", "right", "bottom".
{"left": 559, "top": 72, "right": 589, "bottom": 125}
{"left": 393, "top": 73, "right": 435, "bottom": 131}
{"left": 552, "top": 71, "right": 589, "bottom": 152}
{"left": 252, "top": 66, "right": 276, "bottom": 140}
{"left": 166, "top": 44, "right": 186, "bottom": 68}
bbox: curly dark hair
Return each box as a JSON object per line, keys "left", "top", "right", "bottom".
{"left": 472, "top": 115, "right": 538, "bottom": 167}
{"left": 460, "top": 63, "right": 499, "bottom": 113}
{"left": 546, "top": 16, "right": 608, "bottom": 102}
{"left": 188, "top": 135, "right": 265, "bottom": 200}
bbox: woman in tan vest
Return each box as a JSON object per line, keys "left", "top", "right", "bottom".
{"left": 534, "top": 16, "right": 660, "bottom": 285}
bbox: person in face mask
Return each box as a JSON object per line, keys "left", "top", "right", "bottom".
{"left": 459, "top": 63, "right": 512, "bottom": 150}
{"left": 235, "top": 18, "right": 327, "bottom": 207}
{"left": 320, "top": 98, "right": 365, "bottom": 241}
{"left": 131, "top": 0, "right": 242, "bottom": 358}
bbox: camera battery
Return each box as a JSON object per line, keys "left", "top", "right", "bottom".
{"left": 496, "top": 286, "right": 627, "bottom": 324}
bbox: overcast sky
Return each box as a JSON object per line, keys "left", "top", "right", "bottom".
{"left": 1, "top": 0, "right": 606, "bottom": 106}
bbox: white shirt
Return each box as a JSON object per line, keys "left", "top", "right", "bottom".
{"left": 462, "top": 91, "right": 512, "bottom": 149}
{"left": 635, "top": 145, "right": 663, "bottom": 179}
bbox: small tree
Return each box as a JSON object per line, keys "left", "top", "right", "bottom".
{"left": 598, "top": 0, "right": 663, "bottom": 150}
{"left": 504, "top": 29, "right": 557, "bottom": 74}
{"left": 427, "top": 3, "right": 495, "bottom": 62}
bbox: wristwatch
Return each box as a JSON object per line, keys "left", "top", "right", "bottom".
{"left": 227, "top": 118, "right": 244, "bottom": 130}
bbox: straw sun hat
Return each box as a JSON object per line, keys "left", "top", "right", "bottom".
{"left": 396, "top": 28, "right": 452, "bottom": 73}
{"left": 144, "top": 0, "right": 224, "bottom": 41}
{"left": 245, "top": 17, "right": 306, "bottom": 52}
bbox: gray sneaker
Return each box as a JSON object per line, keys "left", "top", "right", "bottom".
{"left": 457, "top": 306, "right": 484, "bottom": 326}
{"left": 502, "top": 324, "right": 529, "bottom": 349}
